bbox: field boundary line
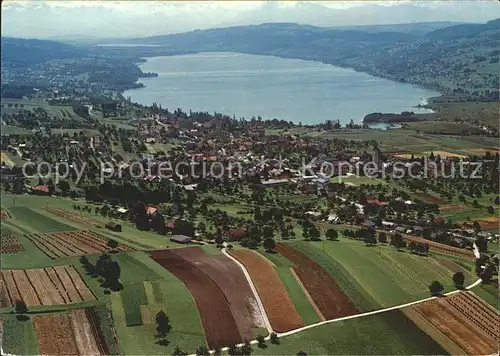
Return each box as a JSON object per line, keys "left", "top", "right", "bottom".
{"left": 222, "top": 248, "right": 274, "bottom": 334}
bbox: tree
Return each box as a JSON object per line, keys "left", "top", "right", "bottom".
{"left": 196, "top": 346, "right": 210, "bottom": 356}
{"left": 256, "top": 335, "right": 266, "bottom": 349}
{"left": 263, "top": 238, "right": 276, "bottom": 252}
{"left": 58, "top": 179, "right": 71, "bottom": 194}
{"left": 47, "top": 178, "right": 55, "bottom": 195}
{"left": 240, "top": 341, "right": 252, "bottom": 355}
{"left": 15, "top": 299, "right": 28, "bottom": 320}
{"left": 172, "top": 347, "right": 188, "bottom": 356}
{"left": 429, "top": 280, "right": 444, "bottom": 296}
{"left": 472, "top": 221, "right": 481, "bottom": 231}
{"left": 452, "top": 272, "right": 465, "bottom": 289}
{"left": 270, "top": 332, "right": 280, "bottom": 345}
{"left": 309, "top": 225, "right": 321, "bottom": 241}
{"left": 325, "top": 229, "right": 338, "bottom": 241}
{"left": 155, "top": 311, "right": 171, "bottom": 339}
{"left": 378, "top": 232, "right": 387, "bottom": 243}
{"left": 297, "top": 352, "right": 308, "bottom": 356}
{"left": 228, "top": 345, "right": 240, "bottom": 356}
{"left": 107, "top": 238, "right": 118, "bottom": 251}
{"left": 390, "top": 233, "right": 405, "bottom": 250}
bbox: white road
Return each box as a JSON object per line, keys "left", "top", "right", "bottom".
{"left": 222, "top": 248, "right": 274, "bottom": 334}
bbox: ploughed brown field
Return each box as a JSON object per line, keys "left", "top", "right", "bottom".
{"left": 33, "top": 308, "right": 109, "bottom": 355}
{"left": 0, "top": 209, "right": 11, "bottom": 220}
{"left": 46, "top": 207, "right": 101, "bottom": 226}
{"left": 275, "top": 243, "right": 358, "bottom": 319}
{"left": 172, "top": 247, "right": 264, "bottom": 341}
{"left": 151, "top": 249, "right": 242, "bottom": 349}
{"left": 229, "top": 249, "right": 304, "bottom": 332}
{"left": 0, "top": 266, "right": 96, "bottom": 307}
{"left": 0, "top": 233, "right": 24, "bottom": 254}
{"left": 25, "top": 230, "right": 134, "bottom": 259}
{"left": 409, "top": 292, "right": 499, "bottom": 355}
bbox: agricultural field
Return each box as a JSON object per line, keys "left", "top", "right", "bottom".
{"left": 286, "top": 240, "right": 473, "bottom": 308}
{"left": 151, "top": 248, "right": 241, "bottom": 349}
{"left": 109, "top": 254, "right": 207, "bottom": 355}
{"left": 24, "top": 230, "right": 135, "bottom": 259}
{"left": 0, "top": 230, "right": 24, "bottom": 254}
{"left": 7, "top": 206, "right": 76, "bottom": 233}
{"left": 406, "top": 292, "right": 499, "bottom": 355}
{"left": 275, "top": 243, "right": 359, "bottom": 320}
{"left": 173, "top": 247, "right": 265, "bottom": 341}
{"left": 45, "top": 207, "right": 101, "bottom": 226}
{"left": 256, "top": 248, "right": 322, "bottom": 325}
{"left": 32, "top": 308, "right": 111, "bottom": 355}
{"left": 1, "top": 266, "right": 96, "bottom": 307}
{"left": 229, "top": 249, "right": 304, "bottom": 332}
{"left": 402, "top": 234, "right": 475, "bottom": 260}
{"left": 258, "top": 310, "right": 447, "bottom": 355}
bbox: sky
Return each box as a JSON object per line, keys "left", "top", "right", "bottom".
{"left": 2, "top": 1, "right": 499, "bottom": 39}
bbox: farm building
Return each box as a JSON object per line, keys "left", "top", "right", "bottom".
{"left": 105, "top": 221, "right": 122, "bottom": 232}
{"left": 170, "top": 235, "right": 193, "bottom": 244}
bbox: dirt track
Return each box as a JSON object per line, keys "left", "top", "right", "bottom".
{"left": 275, "top": 243, "right": 358, "bottom": 319}
{"left": 151, "top": 249, "right": 242, "bottom": 349}
{"left": 229, "top": 249, "right": 304, "bottom": 332}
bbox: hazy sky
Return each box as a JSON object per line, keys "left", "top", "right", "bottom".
{"left": 2, "top": 1, "right": 499, "bottom": 39}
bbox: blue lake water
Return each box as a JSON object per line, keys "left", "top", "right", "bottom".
{"left": 125, "top": 52, "right": 439, "bottom": 124}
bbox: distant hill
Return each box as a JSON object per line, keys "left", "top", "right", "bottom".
{"left": 425, "top": 18, "right": 500, "bottom": 40}
{"left": 334, "top": 21, "right": 464, "bottom": 35}
{"left": 96, "top": 18, "right": 499, "bottom": 101}
{"left": 1, "top": 37, "right": 83, "bottom": 66}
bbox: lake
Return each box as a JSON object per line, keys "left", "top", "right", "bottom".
{"left": 124, "top": 52, "right": 439, "bottom": 124}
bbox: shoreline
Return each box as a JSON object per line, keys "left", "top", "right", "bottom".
{"left": 125, "top": 52, "right": 441, "bottom": 126}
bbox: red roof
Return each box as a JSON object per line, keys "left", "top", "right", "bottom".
{"left": 226, "top": 229, "right": 247, "bottom": 240}
{"left": 146, "top": 206, "right": 158, "bottom": 215}
{"left": 32, "top": 185, "right": 49, "bottom": 193}
{"left": 367, "top": 199, "right": 388, "bottom": 206}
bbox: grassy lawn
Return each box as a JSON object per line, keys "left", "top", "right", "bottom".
{"left": 257, "top": 249, "right": 321, "bottom": 325}
{"left": 1, "top": 314, "right": 40, "bottom": 355}
{"left": 286, "top": 239, "right": 469, "bottom": 309}
{"left": 7, "top": 206, "right": 76, "bottom": 233}
{"left": 254, "top": 310, "right": 446, "bottom": 355}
